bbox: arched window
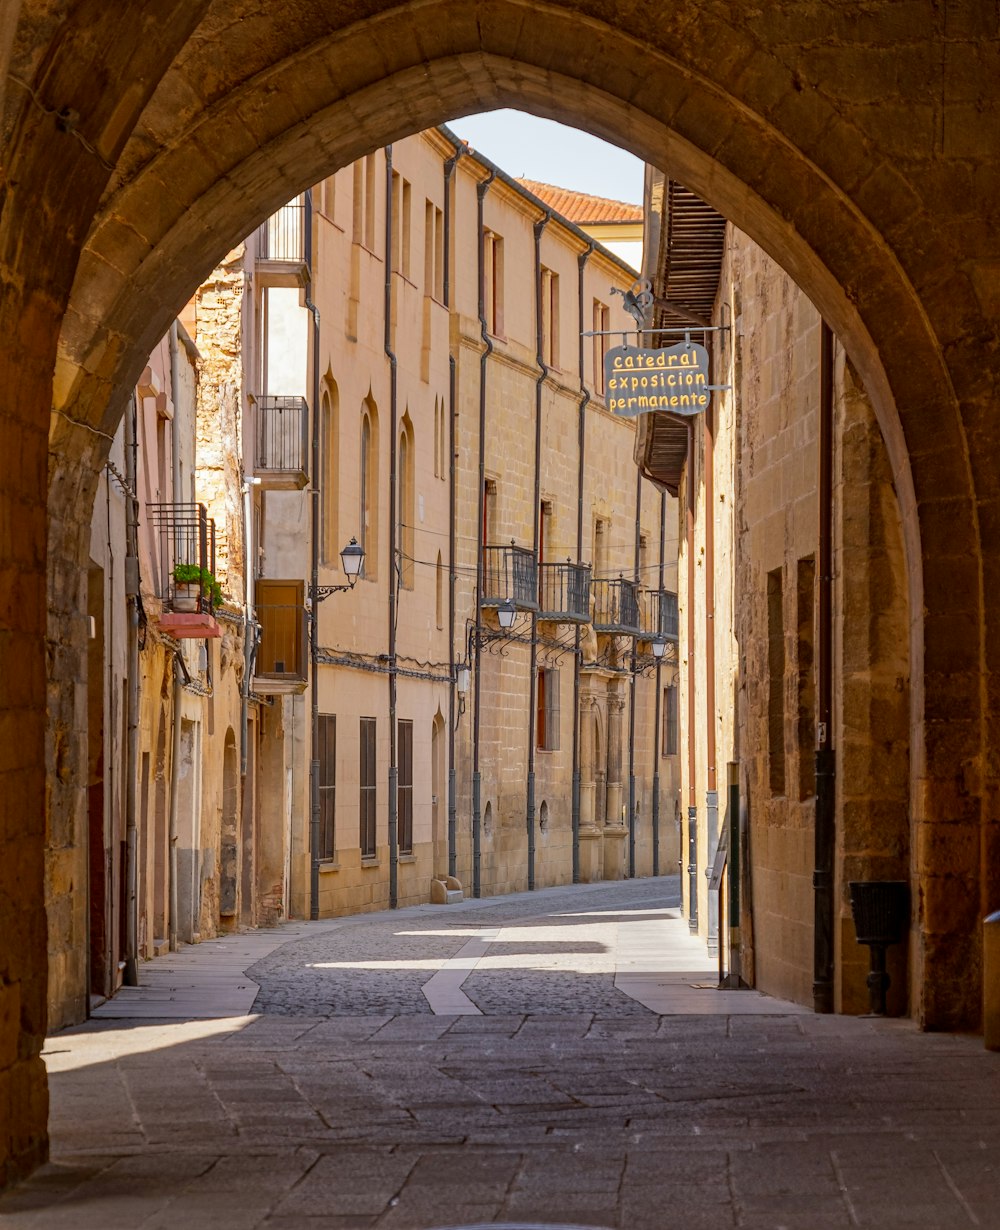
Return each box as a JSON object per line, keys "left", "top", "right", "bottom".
{"left": 398, "top": 414, "right": 414, "bottom": 590}
{"left": 360, "top": 395, "right": 378, "bottom": 579}
{"left": 320, "top": 381, "right": 339, "bottom": 565}
{"left": 435, "top": 550, "right": 444, "bottom": 629}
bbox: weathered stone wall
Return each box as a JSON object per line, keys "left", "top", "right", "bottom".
{"left": 834, "top": 355, "right": 911, "bottom": 1015}
{"left": 683, "top": 228, "right": 912, "bottom": 1013}
{"left": 4, "top": 0, "right": 1000, "bottom": 1190}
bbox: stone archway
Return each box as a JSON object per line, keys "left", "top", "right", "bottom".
{"left": 3, "top": 0, "right": 998, "bottom": 1188}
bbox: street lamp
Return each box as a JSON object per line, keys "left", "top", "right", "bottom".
{"left": 497, "top": 597, "right": 517, "bottom": 629}
{"left": 315, "top": 537, "right": 366, "bottom": 601}
{"left": 651, "top": 635, "right": 667, "bottom": 659}
{"left": 340, "top": 536, "right": 364, "bottom": 583}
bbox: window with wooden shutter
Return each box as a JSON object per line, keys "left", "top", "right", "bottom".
{"left": 318, "top": 715, "right": 336, "bottom": 860}
{"left": 398, "top": 719, "right": 413, "bottom": 854}
{"left": 536, "top": 668, "right": 561, "bottom": 751}
{"left": 359, "top": 717, "right": 377, "bottom": 858}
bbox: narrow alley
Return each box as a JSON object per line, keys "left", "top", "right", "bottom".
{"left": 2, "top": 878, "right": 998, "bottom": 1229}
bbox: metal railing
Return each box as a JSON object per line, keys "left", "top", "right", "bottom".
{"left": 538, "top": 561, "right": 591, "bottom": 622}
{"left": 481, "top": 542, "right": 538, "bottom": 610}
{"left": 254, "top": 604, "right": 307, "bottom": 679}
{"left": 642, "top": 588, "right": 679, "bottom": 641}
{"left": 147, "top": 502, "right": 218, "bottom": 613}
{"left": 255, "top": 197, "right": 306, "bottom": 262}
{"left": 254, "top": 395, "right": 309, "bottom": 479}
{"left": 591, "top": 576, "right": 640, "bottom": 634}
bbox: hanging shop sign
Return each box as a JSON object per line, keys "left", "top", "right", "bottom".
{"left": 604, "top": 340, "right": 710, "bottom": 418}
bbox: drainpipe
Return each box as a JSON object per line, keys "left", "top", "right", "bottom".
{"left": 573, "top": 241, "right": 593, "bottom": 883}
{"left": 472, "top": 167, "right": 496, "bottom": 899}
{"left": 168, "top": 321, "right": 182, "bottom": 951}
{"left": 627, "top": 466, "right": 641, "bottom": 877}
{"left": 305, "top": 187, "right": 324, "bottom": 921}
{"left": 686, "top": 419, "right": 698, "bottom": 931}
{"left": 385, "top": 146, "right": 399, "bottom": 909}
{"left": 527, "top": 210, "right": 551, "bottom": 891}
{"left": 814, "top": 321, "right": 836, "bottom": 1012}
{"left": 705, "top": 340, "right": 719, "bottom": 954}
{"left": 123, "top": 392, "right": 140, "bottom": 985}
{"left": 652, "top": 489, "right": 666, "bottom": 876}
{"left": 444, "top": 146, "right": 460, "bottom": 880}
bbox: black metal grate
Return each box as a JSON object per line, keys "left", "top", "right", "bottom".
{"left": 592, "top": 577, "right": 640, "bottom": 634}
{"left": 254, "top": 395, "right": 310, "bottom": 477}
{"left": 147, "top": 502, "right": 217, "bottom": 613}
{"left": 481, "top": 543, "right": 538, "bottom": 611}
{"left": 256, "top": 197, "right": 306, "bottom": 262}
{"left": 642, "top": 588, "right": 679, "bottom": 641}
{"left": 538, "top": 562, "right": 590, "bottom": 622}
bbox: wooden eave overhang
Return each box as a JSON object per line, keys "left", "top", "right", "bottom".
{"left": 635, "top": 175, "right": 726, "bottom": 495}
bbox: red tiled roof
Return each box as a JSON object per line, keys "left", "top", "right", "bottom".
{"left": 517, "top": 179, "right": 643, "bottom": 225}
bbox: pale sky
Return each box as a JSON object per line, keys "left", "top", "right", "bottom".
{"left": 446, "top": 109, "right": 644, "bottom": 204}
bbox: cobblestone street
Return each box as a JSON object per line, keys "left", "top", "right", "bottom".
{"left": 3, "top": 877, "right": 1000, "bottom": 1228}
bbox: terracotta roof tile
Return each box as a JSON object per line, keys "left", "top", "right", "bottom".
{"left": 517, "top": 179, "right": 643, "bottom": 224}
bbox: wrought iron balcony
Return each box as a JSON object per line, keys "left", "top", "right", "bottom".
{"left": 643, "top": 588, "right": 680, "bottom": 641}
{"left": 481, "top": 543, "right": 538, "bottom": 612}
{"left": 591, "top": 576, "right": 641, "bottom": 635}
{"left": 254, "top": 604, "right": 307, "bottom": 683}
{"left": 255, "top": 196, "right": 307, "bottom": 265}
{"left": 538, "top": 561, "right": 591, "bottom": 623}
{"left": 147, "top": 502, "right": 221, "bottom": 638}
{"left": 253, "top": 395, "right": 309, "bottom": 488}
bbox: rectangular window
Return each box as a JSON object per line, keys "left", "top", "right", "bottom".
{"left": 424, "top": 201, "right": 444, "bottom": 300}
{"left": 318, "top": 715, "right": 336, "bottom": 860}
{"left": 662, "top": 685, "right": 678, "bottom": 756}
{"left": 767, "top": 568, "right": 786, "bottom": 796}
{"left": 593, "top": 300, "right": 610, "bottom": 395}
{"left": 484, "top": 229, "right": 504, "bottom": 337}
{"left": 391, "top": 172, "right": 412, "bottom": 278}
{"left": 482, "top": 477, "right": 497, "bottom": 547}
{"left": 536, "top": 668, "right": 561, "bottom": 751}
{"left": 797, "top": 556, "right": 816, "bottom": 799}
{"left": 541, "top": 268, "right": 559, "bottom": 368}
{"left": 398, "top": 719, "right": 413, "bottom": 854}
{"left": 360, "top": 717, "right": 377, "bottom": 858}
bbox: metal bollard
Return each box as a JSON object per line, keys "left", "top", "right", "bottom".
{"left": 985, "top": 910, "right": 1000, "bottom": 1051}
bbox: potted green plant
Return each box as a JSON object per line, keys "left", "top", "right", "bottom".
{"left": 172, "top": 563, "right": 224, "bottom": 611}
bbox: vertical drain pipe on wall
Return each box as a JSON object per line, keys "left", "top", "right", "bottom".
{"left": 472, "top": 168, "right": 496, "bottom": 899}
{"left": 304, "top": 187, "right": 325, "bottom": 921}
{"left": 686, "top": 420, "right": 699, "bottom": 931}
{"left": 123, "top": 392, "right": 140, "bottom": 986}
{"left": 526, "top": 210, "right": 551, "bottom": 892}
{"left": 443, "top": 146, "right": 460, "bottom": 880}
{"left": 814, "top": 320, "right": 836, "bottom": 1012}
{"left": 627, "top": 467, "right": 642, "bottom": 878}
{"left": 385, "top": 146, "right": 400, "bottom": 910}
{"left": 168, "top": 321, "right": 183, "bottom": 951}
{"left": 573, "top": 241, "right": 593, "bottom": 884}
{"left": 652, "top": 489, "right": 667, "bottom": 877}
{"left": 704, "top": 338, "right": 719, "bottom": 954}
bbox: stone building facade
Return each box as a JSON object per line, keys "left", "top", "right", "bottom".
{"left": 245, "top": 129, "right": 682, "bottom": 919}
{"left": 677, "top": 228, "right": 912, "bottom": 1014}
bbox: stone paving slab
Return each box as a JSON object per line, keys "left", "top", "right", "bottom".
{"left": 5, "top": 877, "right": 1000, "bottom": 1227}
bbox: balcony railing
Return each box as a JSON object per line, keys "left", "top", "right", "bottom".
{"left": 255, "top": 197, "right": 306, "bottom": 263}
{"left": 642, "top": 588, "right": 680, "bottom": 641}
{"left": 481, "top": 543, "right": 538, "bottom": 611}
{"left": 592, "top": 576, "right": 641, "bottom": 635}
{"left": 147, "top": 502, "right": 218, "bottom": 614}
{"left": 254, "top": 604, "right": 307, "bottom": 680}
{"left": 538, "top": 561, "right": 591, "bottom": 622}
{"left": 254, "top": 395, "right": 309, "bottom": 488}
